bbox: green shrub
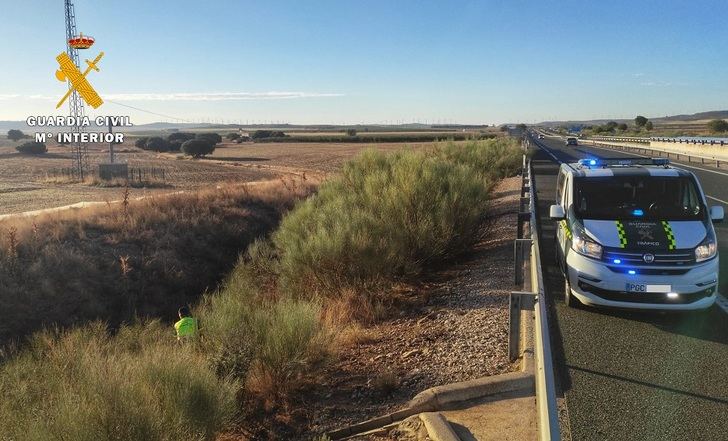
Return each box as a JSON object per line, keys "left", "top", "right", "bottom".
{"left": 273, "top": 139, "right": 521, "bottom": 296}
{"left": 199, "top": 254, "right": 328, "bottom": 396}
{"left": 168, "top": 132, "right": 195, "bottom": 143}
{"left": 196, "top": 133, "right": 222, "bottom": 145}
{"left": 143, "top": 136, "right": 170, "bottom": 152}
{"left": 134, "top": 137, "right": 148, "bottom": 149}
{"left": 251, "top": 130, "right": 287, "bottom": 140}
{"left": 707, "top": 119, "right": 728, "bottom": 133}
{"left": 0, "top": 322, "right": 237, "bottom": 441}
{"left": 182, "top": 139, "right": 215, "bottom": 157}
{"left": 15, "top": 141, "right": 47, "bottom": 155}
{"left": 7, "top": 129, "right": 26, "bottom": 142}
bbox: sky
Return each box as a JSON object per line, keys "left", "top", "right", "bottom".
{"left": 1, "top": 0, "right": 727, "bottom": 125}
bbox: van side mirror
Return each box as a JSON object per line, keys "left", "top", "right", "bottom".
{"left": 550, "top": 205, "right": 565, "bottom": 220}
{"left": 710, "top": 205, "right": 724, "bottom": 223}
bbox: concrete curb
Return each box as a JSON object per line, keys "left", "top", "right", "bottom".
{"left": 419, "top": 412, "right": 461, "bottom": 441}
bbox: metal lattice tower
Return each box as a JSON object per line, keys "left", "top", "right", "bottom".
{"left": 64, "top": 0, "right": 89, "bottom": 180}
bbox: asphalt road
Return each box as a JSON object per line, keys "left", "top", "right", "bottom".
{"left": 530, "top": 135, "right": 728, "bottom": 441}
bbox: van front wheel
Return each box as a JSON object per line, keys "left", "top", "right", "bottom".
{"left": 564, "top": 277, "right": 579, "bottom": 308}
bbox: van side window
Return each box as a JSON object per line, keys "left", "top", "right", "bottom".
{"left": 556, "top": 170, "right": 566, "bottom": 205}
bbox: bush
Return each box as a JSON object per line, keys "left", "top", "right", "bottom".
{"left": 635, "top": 116, "right": 648, "bottom": 127}
{"left": 168, "top": 132, "right": 195, "bottom": 143}
{"left": 226, "top": 133, "right": 241, "bottom": 141}
{"left": 196, "top": 133, "right": 222, "bottom": 146}
{"left": 134, "top": 137, "right": 148, "bottom": 149}
{"left": 0, "top": 322, "right": 237, "bottom": 440}
{"left": 346, "top": 128, "right": 357, "bottom": 136}
{"left": 199, "top": 244, "right": 329, "bottom": 396}
{"left": 16, "top": 141, "right": 47, "bottom": 154}
{"left": 7, "top": 129, "right": 26, "bottom": 142}
{"left": 251, "top": 130, "right": 287, "bottom": 140}
{"left": 143, "top": 136, "right": 170, "bottom": 152}
{"left": 273, "top": 138, "right": 521, "bottom": 296}
{"left": 182, "top": 139, "right": 215, "bottom": 157}
{"left": 707, "top": 119, "right": 728, "bottom": 133}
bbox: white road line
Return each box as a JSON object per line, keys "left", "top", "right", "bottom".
{"left": 716, "top": 295, "right": 728, "bottom": 315}
{"left": 533, "top": 139, "right": 563, "bottom": 164}
{"left": 707, "top": 195, "right": 728, "bottom": 205}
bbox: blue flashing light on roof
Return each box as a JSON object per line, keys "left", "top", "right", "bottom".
{"left": 628, "top": 270, "right": 636, "bottom": 275}
{"left": 632, "top": 209, "right": 644, "bottom": 216}
{"left": 576, "top": 157, "right": 671, "bottom": 168}
{"left": 577, "top": 158, "right": 599, "bottom": 168}
{"left": 613, "top": 259, "right": 621, "bottom": 264}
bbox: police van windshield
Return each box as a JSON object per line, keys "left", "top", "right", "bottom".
{"left": 573, "top": 176, "right": 705, "bottom": 220}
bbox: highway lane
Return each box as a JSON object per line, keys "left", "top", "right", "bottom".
{"left": 531, "top": 136, "right": 728, "bottom": 441}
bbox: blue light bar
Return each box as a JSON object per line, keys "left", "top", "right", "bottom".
{"left": 576, "top": 157, "right": 670, "bottom": 168}
{"left": 578, "top": 158, "right": 600, "bottom": 167}
{"left": 628, "top": 270, "right": 636, "bottom": 275}
{"left": 632, "top": 209, "right": 644, "bottom": 216}
{"left": 613, "top": 259, "right": 621, "bottom": 264}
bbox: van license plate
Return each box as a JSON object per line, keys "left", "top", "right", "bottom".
{"left": 626, "top": 283, "right": 671, "bottom": 293}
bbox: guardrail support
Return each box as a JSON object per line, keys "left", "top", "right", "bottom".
{"left": 514, "top": 238, "right": 532, "bottom": 285}
{"left": 509, "top": 291, "right": 536, "bottom": 362}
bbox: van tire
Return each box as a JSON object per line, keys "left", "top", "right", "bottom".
{"left": 564, "top": 277, "right": 579, "bottom": 308}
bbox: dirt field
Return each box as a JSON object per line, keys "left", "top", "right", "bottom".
{"left": 0, "top": 139, "right": 452, "bottom": 215}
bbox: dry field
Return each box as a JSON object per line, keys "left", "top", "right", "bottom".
{"left": 0, "top": 138, "right": 453, "bottom": 215}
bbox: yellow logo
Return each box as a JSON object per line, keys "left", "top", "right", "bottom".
{"left": 55, "top": 51, "right": 104, "bottom": 109}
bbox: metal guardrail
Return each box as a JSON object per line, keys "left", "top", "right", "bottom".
{"left": 513, "top": 139, "right": 561, "bottom": 440}
{"left": 590, "top": 135, "right": 727, "bottom": 146}
{"left": 585, "top": 139, "right": 728, "bottom": 168}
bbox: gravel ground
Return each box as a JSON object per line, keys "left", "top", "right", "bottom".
{"left": 304, "top": 176, "right": 522, "bottom": 437}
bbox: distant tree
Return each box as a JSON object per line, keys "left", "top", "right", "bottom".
{"left": 134, "top": 137, "right": 148, "bottom": 149}
{"left": 618, "top": 123, "right": 628, "bottom": 131}
{"left": 182, "top": 139, "right": 215, "bottom": 157}
{"left": 16, "top": 141, "right": 47, "bottom": 155}
{"left": 516, "top": 123, "right": 528, "bottom": 131}
{"left": 7, "top": 129, "right": 25, "bottom": 142}
{"left": 605, "top": 121, "right": 619, "bottom": 130}
{"left": 499, "top": 125, "right": 509, "bottom": 132}
{"left": 645, "top": 121, "right": 653, "bottom": 131}
{"left": 251, "top": 130, "right": 287, "bottom": 140}
{"left": 707, "top": 119, "right": 728, "bottom": 133}
{"left": 145, "top": 136, "right": 170, "bottom": 152}
{"left": 346, "top": 128, "right": 357, "bottom": 136}
{"left": 634, "top": 116, "right": 648, "bottom": 127}
{"left": 196, "top": 132, "right": 222, "bottom": 145}
{"left": 168, "top": 132, "right": 195, "bottom": 143}
{"left": 225, "top": 132, "right": 241, "bottom": 141}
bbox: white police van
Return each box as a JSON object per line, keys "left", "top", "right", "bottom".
{"left": 550, "top": 157, "right": 723, "bottom": 310}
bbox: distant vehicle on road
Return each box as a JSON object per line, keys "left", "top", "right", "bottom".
{"left": 566, "top": 137, "right": 578, "bottom": 146}
{"left": 538, "top": 134, "right": 545, "bottom": 139}
{"left": 549, "top": 157, "right": 722, "bottom": 311}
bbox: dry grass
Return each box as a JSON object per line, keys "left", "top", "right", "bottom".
{"left": 0, "top": 177, "right": 315, "bottom": 344}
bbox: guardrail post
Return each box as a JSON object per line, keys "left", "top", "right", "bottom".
{"left": 514, "top": 238, "right": 532, "bottom": 285}
{"left": 509, "top": 291, "right": 535, "bottom": 362}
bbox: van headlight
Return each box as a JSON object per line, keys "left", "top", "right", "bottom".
{"left": 572, "top": 234, "right": 603, "bottom": 259}
{"left": 695, "top": 235, "right": 717, "bottom": 262}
